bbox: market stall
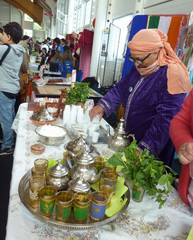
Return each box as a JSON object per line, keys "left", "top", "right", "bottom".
{"left": 5, "top": 103, "right": 193, "bottom": 240}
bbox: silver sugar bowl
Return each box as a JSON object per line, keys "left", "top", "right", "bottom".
{"left": 47, "top": 160, "right": 69, "bottom": 190}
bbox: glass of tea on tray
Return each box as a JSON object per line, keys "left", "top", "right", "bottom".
{"left": 55, "top": 191, "right": 73, "bottom": 222}
{"left": 39, "top": 186, "right": 57, "bottom": 218}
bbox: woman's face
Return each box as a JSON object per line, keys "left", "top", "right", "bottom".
{"left": 130, "top": 50, "right": 159, "bottom": 69}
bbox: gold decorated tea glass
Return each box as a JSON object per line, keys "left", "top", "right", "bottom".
{"left": 31, "top": 166, "right": 46, "bottom": 179}
{"left": 73, "top": 192, "right": 91, "bottom": 223}
{"left": 34, "top": 158, "right": 48, "bottom": 173}
{"left": 94, "top": 156, "right": 105, "bottom": 172}
{"left": 100, "top": 167, "right": 117, "bottom": 191}
{"left": 29, "top": 176, "right": 45, "bottom": 208}
{"left": 99, "top": 182, "right": 115, "bottom": 201}
{"left": 38, "top": 185, "right": 57, "bottom": 218}
{"left": 55, "top": 191, "right": 73, "bottom": 222}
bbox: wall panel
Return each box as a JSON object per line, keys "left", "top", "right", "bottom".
{"left": 144, "top": 0, "right": 193, "bottom": 14}
{"left": 112, "top": 0, "right": 136, "bottom": 19}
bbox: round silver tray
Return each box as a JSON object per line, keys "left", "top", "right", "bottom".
{"left": 18, "top": 170, "right": 130, "bottom": 230}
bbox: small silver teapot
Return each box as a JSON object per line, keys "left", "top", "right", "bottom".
{"left": 108, "top": 118, "right": 135, "bottom": 152}
{"left": 47, "top": 160, "right": 69, "bottom": 190}
{"left": 69, "top": 176, "right": 90, "bottom": 193}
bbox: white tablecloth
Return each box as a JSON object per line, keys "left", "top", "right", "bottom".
{"left": 6, "top": 103, "right": 193, "bottom": 240}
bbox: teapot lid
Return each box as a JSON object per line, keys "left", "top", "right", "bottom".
{"left": 77, "top": 152, "right": 94, "bottom": 165}
{"left": 71, "top": 177, "right": 90, "bottom": 193}
{"left": 49, "top": 160, "right": 69, "bottom": 177}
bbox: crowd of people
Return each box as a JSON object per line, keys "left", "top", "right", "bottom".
{"left": 21, "top": 35, "right": 80, "bottom": 78}
{"left": 0, "top": 22, "right": 82, "bottom": 155}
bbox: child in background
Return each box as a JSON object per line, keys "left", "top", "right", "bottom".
{"left": 59, "top": 47, "right": 74, "bottom": 78}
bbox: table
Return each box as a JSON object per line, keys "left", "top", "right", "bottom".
{"left": 33, "top": 80, "right": 102, "bottom": 99}
{"left": 43, "top": 70, "right": 62, "bottom": 77}
{"left": 6, "top": 103, "right": 193, "bottom": 240}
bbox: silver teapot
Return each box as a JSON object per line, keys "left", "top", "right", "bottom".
{"left": 108, "top": 118, "right": 135, "bottom": 151}
{"left": 71, "top": 151, "right": 99, "bottom": 184}
{"left": 66, "top": 136, "right": 88, "bottom": 160}
{"left": 69, "top": 176, "right": 90, "bottom": 193}
{"left": 47, "top": 160, "right": 69, "bottom": 190}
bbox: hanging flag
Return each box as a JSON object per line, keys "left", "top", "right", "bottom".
{"left": 122, "top": 15, "right": 148, "bottom": 78}
{"left": 158, "top": 16, "right": 172, "bottom": 34}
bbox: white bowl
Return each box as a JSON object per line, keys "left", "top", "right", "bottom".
{"left": 35, "top": 125, "right": 66, "bottom": 145}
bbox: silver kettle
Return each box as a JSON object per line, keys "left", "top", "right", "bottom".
{"left": 108, "top": 118, "right": 135, "bottom": 152}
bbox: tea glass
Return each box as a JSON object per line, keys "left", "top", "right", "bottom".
{"left": 55, "top": 191, "right": 73, "bottom": 222}
{"left": 90, "top": 191, "right": 108, "bottom": 221}
{"left": 39, "top": 185, "right": 57, "bottom": 218}
{"left": 73, "top": 192, "right": 90, "bottom": 223}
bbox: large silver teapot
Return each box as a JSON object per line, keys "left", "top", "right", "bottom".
{"left": 71, "top": 151, "right": 99, "bottom": 184}
{"left": 108, "top": 118, "right": 135, "bottom": 152}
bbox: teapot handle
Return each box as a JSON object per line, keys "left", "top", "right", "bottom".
{"left": 127, "top": 134, "right": 135, "bottom": 141}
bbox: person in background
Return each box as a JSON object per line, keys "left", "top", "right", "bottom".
{"left": 59, "top": 47, "right": 74, "bottom": 78}
{"left": 34, "top": 40, "right": 41, "bottom": 53}
{"left": 41, "top": 39, "right": 49, "bottom": 54}
{"left": 169, "top": 90, "right": 193, "bottom": 165}
{"left": 58, "top": 38, "right": 68, "bottom": 54}
{"left": 52, "top": 37, "right": 61, "bottom": 51}
{"left": 19, "top": 35, "right": 30, "bottom": 73}
{"left": 48, "top": 49, "right": 61, "bottom": 72}
{"left": 38, "top": 47, "right": 48, "bottom": 70}
{"left": 0, "top": 22, "right": 24, "bottom": 155}
{"left": 27, "top": 37, "right": 33, "bottom": 55}
{"left": 89, "top": 29, "right": 191, "bottom": 165}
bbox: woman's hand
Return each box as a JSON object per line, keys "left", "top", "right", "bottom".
{"left": 89, "top": 105, "right": 105, "bottom": 121}
{"left": 178, "top": 143, "right": 193, "bottom": 164}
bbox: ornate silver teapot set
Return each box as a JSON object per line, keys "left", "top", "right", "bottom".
{"left": 47, "top": 118, "right": 134, "bottom": 193}
{"left": 47, "top": 136, "right": 99, "bottom": 192}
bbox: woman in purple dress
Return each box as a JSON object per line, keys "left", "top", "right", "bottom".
{"left": 89, "top": 29, "right": 191, "bottom": 165}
